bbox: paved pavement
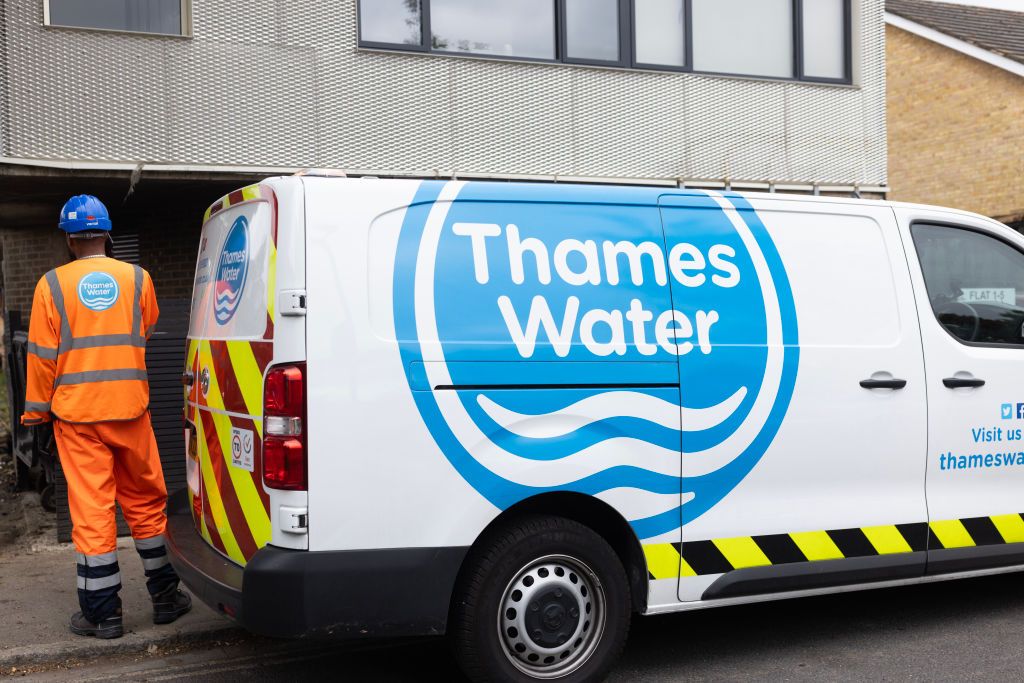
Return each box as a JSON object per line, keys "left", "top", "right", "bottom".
{"left": 0, "top": 493, "right": 239, "bottom": 672}
{"left": 12, "top": 569, "right": 1024, "bottom": 681}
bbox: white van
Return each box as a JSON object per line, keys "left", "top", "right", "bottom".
{"left": 168, "top": 177, "right": 1024, "bottom": 681}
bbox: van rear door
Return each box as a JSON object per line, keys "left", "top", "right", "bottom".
{"left": 185, "top": 184, "right": 283, "bottom": 566}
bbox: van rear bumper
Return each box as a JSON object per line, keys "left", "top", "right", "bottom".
{"left": 165, "top": 491, "right": 468, "bottom": 639}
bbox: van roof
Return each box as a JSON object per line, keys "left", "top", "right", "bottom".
{"left": 289, "top": 176, "right": 1012, "bottom": 230}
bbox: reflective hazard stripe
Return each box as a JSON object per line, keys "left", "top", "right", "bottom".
{"left": 929, "top": 519, "right": 976, "bottom": 549}
{"left": 134, "top": 534, "right": 165, "bottom": 550}
{"left": 76, "top": 552, "right": 121, "bottom": 590}
{"left": 24, "top": 401, "right": 51, "bottom": 413}
{"left": 132, "top": 265, "right": 143, "bottom": 339}
{"left": 55, "top": 368, "right": 148, "bottom": 386}
{"left": 642, "top": 515, "right": 1024, "bottom": 579}
{"left": 142, "top": 555, "right": 170, "bottom": 571}
{"left": 45, "top": 269, "right": 73, "bottom": 357}
{"left": 77, "top": 551, "right": 118, "bottom": 566}
{"left": 70, "top": 333, "right": 146, "bottom": 350}
{"left": 27, "top": 342, "right": 58, "bottom": 360}
{"left": 712, "top": 536, "right": 772, "bottom": 569}
{"left": 77, "top": 572, "right": 122, "bottom": 591}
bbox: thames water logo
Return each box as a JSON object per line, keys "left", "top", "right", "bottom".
{"left": 393, "top": 182, "right": 799, "bottom": 539}
{"left": 214, "top": 216, "right": 249, "bottom": 325}
{"left": 77, "top": 272, "right": 119, "bottom": 312}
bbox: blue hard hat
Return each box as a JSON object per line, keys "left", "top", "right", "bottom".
{"left": 59, "top": 195, "right": 112, "bottom": 233}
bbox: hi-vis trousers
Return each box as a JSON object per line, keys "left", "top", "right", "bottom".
{"left": 54, "top": 412, "right": 178, "bottom": 621}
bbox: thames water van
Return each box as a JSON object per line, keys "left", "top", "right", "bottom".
{"left": 168, "top": 177, "right": 1024, "bottom": 681}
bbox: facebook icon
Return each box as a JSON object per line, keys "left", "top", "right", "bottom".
{"left": 1018, "top": 403, "right": 1024, "bottom": 419}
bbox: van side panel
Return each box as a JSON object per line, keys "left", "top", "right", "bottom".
{"left": 263, "top": 177, "right": 308, "bottom": 551}
{"left": 306, "top": 179, "right": 497, "bottom": 552}
{"left": 669, "top": 197, "right": 929, "bottom": 602}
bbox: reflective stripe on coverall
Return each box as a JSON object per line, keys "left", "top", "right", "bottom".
{"left": 21, "top": 256, "right": 177, "bottom": 622}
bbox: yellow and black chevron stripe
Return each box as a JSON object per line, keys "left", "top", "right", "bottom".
{"left": 643, "top": 513, "right": 1024, "bottom": 579}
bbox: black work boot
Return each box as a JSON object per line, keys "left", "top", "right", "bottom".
{"left": 152, "top": 586, "right": 192, "bottom": 625}
{"left": 70, "top": 609, "right": 124, "bottom": 639}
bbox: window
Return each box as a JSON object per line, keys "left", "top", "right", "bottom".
{"left": 565, "top": 0, "right": 621, "bottom": 63}
{"left": 430, "top": 0, "right": 555, "bottom": 59}
{"left": 45, "top": 0, "right": 190, "bottom": 36}
{"left": 358, "top": 0, "right": 851, "bottom": 83}
{"left": 801, "top": 0, "right": 848, "bottom": 80}
{"left": 634, "top": 0, "right": 686, "bottom": 68}
{"left": 358, "top": 0, "right": 422, "bottom": 46}
{"left": 912, "top": 224, "right": 1024, "bottom": 346}
{"left": 693, "top": 0, "right": 793, "bottom": 79}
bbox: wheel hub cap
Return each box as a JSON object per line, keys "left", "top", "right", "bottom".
{"left": 498, "top": 555, "right": 606, "bottom": 679}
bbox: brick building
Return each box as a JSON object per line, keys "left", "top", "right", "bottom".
{"left": 886, "top": 0, "right": 1024, "bottom": 229}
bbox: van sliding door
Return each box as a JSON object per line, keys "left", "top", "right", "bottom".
{"left": 660, "top": 193, "right": 928, "bottom": 602}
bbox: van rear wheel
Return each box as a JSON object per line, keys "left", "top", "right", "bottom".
{"left": 450, "top": 516, "right": 630, "bottom": 682}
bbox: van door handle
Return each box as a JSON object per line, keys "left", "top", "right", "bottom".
{"left": 943, "top": 377, "right": 985, "bottom": 389}
{"left": 859, "top": 378, "right": 907, "bottom": 389}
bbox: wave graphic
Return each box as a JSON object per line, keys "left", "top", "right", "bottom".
{"left": 84, "top": 296, "right": 118, "bottom": 307}
{"left": 477, "top": 388, "right": 747, "bottom": 440}
{"left": 409, "top": 182, "right": 790, "bottom": 538}
{"left": 215, "top": 287, "right": 240, "bottom": 304}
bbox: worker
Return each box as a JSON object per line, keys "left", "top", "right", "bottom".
{"left": 21, "top": 195, "right": 191, "bottom": 639}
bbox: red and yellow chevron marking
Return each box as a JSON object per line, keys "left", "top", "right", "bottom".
{"left": 203, "top": 183, "right": 274, "bottom": 224}
{"left": 190, "top": 183, "right": 280, "bottom": 565}
{"left": 187, "top": 338, "right": 275, "bottom": 565}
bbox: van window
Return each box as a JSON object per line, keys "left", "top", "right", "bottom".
{"left": 189, "top": 201, "right": 273, "bottom": 340}
{"left": 912, "top": 224, "right": 1024, "bottom": 346}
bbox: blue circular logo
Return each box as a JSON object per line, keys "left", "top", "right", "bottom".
{"left": 214, "top": 216, "right": 249, "bottom": 325}
{"left": 393, "top": 182, "right": 799, "bottom": 540}
{"left": 77, "top": 271, "right": 119, "bottom": 312}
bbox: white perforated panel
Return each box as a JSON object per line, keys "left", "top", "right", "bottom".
{"left": 0, "top": 0, "right": 887, "bottom": 186}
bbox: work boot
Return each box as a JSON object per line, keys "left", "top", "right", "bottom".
{"left": 70, "top": 609, "right": 124, "bottom": 639}
{"left": 152, "top": 586, "right": 192, "bottom": 625}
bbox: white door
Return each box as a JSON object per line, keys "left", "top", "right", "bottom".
{"left": 660, "top": 194, "right": 928, "bottom": 602}
{"left": 898, "top": 209, "right": 1024, "bottom": 571}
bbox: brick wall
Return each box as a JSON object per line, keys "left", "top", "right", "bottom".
{"left": 1, "top": 226, "right": 69, "bottom": 320}
{"left": 887, "top": 25, "right": 1024, "bottom": 223}
{"left": 1, "top": 181, "right": 236, "bottom": 328}
{"left": 137, "top": 216, "right": 203, "bottom": 303}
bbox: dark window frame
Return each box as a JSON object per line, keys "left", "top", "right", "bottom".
{"left": 911, "top": 221, "right": 1024, "bottom": 351}
{"left": 43, "top": 0, "right": 192, "bottom": 38}
{"left": 357, "top": 0, "right": 853, "bottom": 85}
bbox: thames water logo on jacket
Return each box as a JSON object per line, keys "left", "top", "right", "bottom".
{"left": 215, "top": 216, "right": 249, "bottom": 325}
{"left": 77, "top": 272, "right": 119, "bottom": 312}
{"left": 393, "top": 182, "right": 799, "bottom": 539}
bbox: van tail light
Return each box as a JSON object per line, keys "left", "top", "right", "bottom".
{"left": 263, "top": 363, "right": 307, "bottom": 491}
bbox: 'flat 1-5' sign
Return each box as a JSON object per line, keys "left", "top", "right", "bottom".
{"left": 959, "top": 288, "right": 1016, "bottom": 306}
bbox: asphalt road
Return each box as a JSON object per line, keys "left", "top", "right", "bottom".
{"left": 21, "top": 570, "right": 1024, "bottom": 681}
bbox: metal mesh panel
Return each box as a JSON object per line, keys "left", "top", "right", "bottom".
{"left": 1, "top": 0, "right": 887, "bottom": 185}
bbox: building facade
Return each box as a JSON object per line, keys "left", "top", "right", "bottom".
{"left": 886, "top": 0, "right": 1024, "bottom": 228}
{"left": 1, "top": 0, "right": 887, "bottom": 188}
{"left": 0, "top": 0, "right": 889, "bottom": 529}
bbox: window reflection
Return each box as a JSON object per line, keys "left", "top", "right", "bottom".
{"left": 48, "top": 0, "right": 184, "bottom": 35}
{"left": 913, "top": 224, "right": 1024, "bottom": 346}
{"left": 431, "top": 0, "right": 555, "bottom": 59}
{"left": 359, "top": 0, "right": 421, "bottom": 46}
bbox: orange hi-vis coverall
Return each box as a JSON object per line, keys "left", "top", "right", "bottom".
{"left": 22, "top": 256, "right": 178, "bottom": 622}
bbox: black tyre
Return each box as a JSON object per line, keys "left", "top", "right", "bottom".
{"left": 450, "top": 515, "right": 631, "bottom": 682}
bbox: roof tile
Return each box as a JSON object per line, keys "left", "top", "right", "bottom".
{"left": 887, "top": 0, "right": 1024, "bottom": 65}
